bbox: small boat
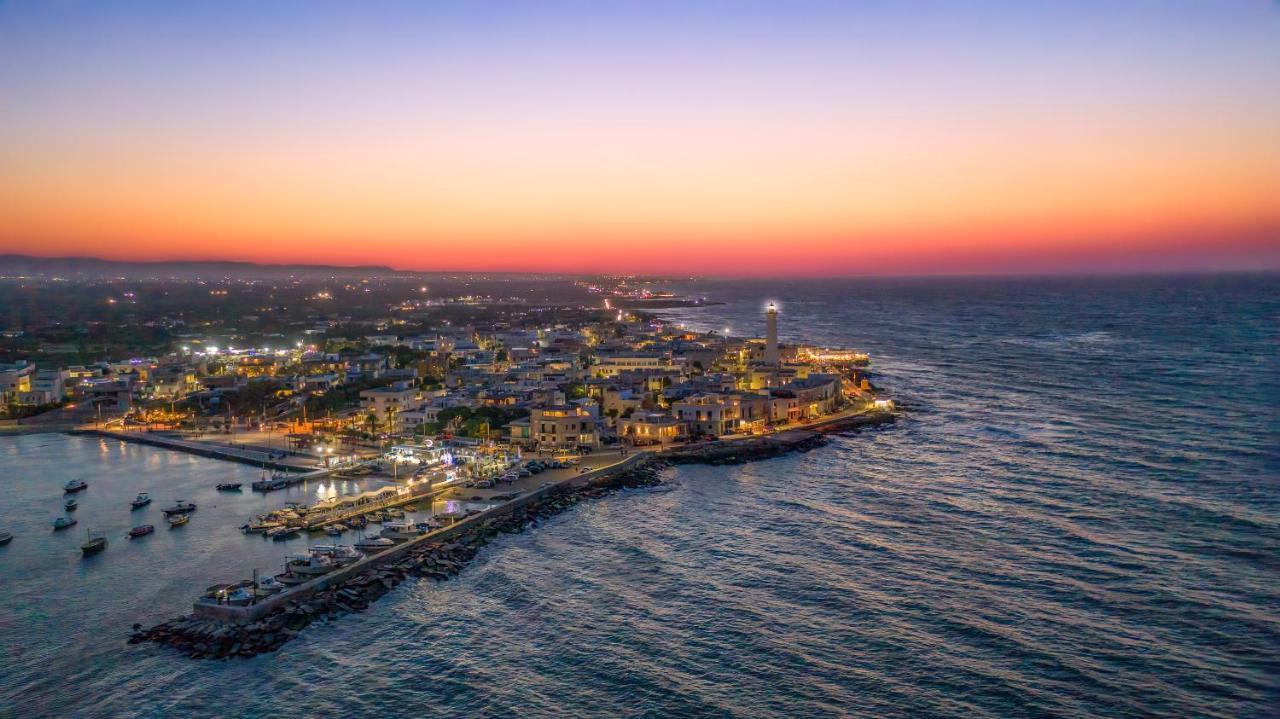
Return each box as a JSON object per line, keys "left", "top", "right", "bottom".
{"left": 167, "top": 514, "right": 190, "bottom": 527}
{"left": 256, "top": 575, "right": 286, "bottom": 595}
{"left": 131, "top": 492, "right": 152, "bottom": 509}
{"left": 0, "top": 531, "right": 13, "bottom": 546}
{"left": 162, "top": 501, "right": 196, "bottom": 515}
{"left": 241, "top": 521, "right": 283, "bottom": 534}
{"left": 52, "top": 516, "right": 78, "bottom": 530}
{"left": 325, "top": 525, "right": 343, "bottom": 536}
{"left": 274, "top": 572, "right": 308, "bottom": 586}
{"left": 309, "top": 544, "right": 364, "bottom": 565}
{"left": 286, "top": 553, "right": 338, "bottom": 576}
{"left": 402, "top": 504, "right": 418, "bottom": 513}
{"left": 353, "top": 535, "right": 397, "bottom": 552}
{"left": 379, "top": 521, "right": 423, "bottom": 540}
{"left": 64, "top": 479, "right": 88, "bottom": 493}
{"left": 81, "top": 530, "right": 107, "bottom": 555}
{"left": 216, "top": 483, "right": 243, "bottom": 491}
{"left": 128, "top": 524, "right": 155, "bottom": 538}
{"left": 64, "top": 498, "right": 78, "bottom": 512}
{"left": 269, "top": 526, "right": 300, "bottom": 542}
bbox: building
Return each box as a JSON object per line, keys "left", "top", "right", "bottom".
{"left": 0, "top": 360, "right": 35, "bottom": 404}
{"left": 617, "top": 411, "right": 682, "bottom": 446}
{"left": 529, "top": 405, "right": 598, "bottom": 450}
{"left": 591, "top": 352, "right": 671, "bottom": 378}
{"left": 359, "top": 384, "right": 419, "bottom": 432}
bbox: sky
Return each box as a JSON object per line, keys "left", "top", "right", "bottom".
{"left": 1, "top": 0, "right": 1278, "bottom": 276}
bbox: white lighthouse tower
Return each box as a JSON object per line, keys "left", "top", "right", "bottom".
{"left": 764, "top": 302, "right": 779, "bottom": 366}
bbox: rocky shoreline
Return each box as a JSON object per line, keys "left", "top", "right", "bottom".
{"left": 132, "top": 409, "right": 897, "bottom": 660}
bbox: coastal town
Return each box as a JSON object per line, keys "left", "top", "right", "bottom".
{"left": 0, "top": 269, "right": 895, "bottom": 655}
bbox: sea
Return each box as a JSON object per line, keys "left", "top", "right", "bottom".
{"left": 0, "top": 274, "right": 1276, "bottom": 718}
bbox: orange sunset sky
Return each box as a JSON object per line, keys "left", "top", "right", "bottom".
{"left": 1, "top": 1, "right": 1278, "bottom": 275}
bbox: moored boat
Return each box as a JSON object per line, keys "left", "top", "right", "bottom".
{"left": 167, "top": 513, "right": 190, "bottom": 527}
{"left": 353, "top": 535, "right": 397, "bottom": 552}
{"left": 325, "top": 525, "right": 344, "bottom": 536}
{"left": 81, "top": 530, "right": 107, "bottom": 555}
{"left": 128, "top": 524, "right": 155, "bottom": 538}
{"left": 131, "top": 492, "right": 152, "bottom": 509}
{"left": 379, "top": 521, "right": 423, "bottom": 540}
{"left": 52, "top": 516, "right": 77, "bottom": 530}
{"left": 216, "top": 483, "right": 243, "bottom": 491}
{"left": 269, "top": 526, "right": 300, "bottom": 541}
{"left": 311, "top": 544, "right": 364, "bottom": 565}
{"left": 162, "top": 501, "right": 196, "bottom": 515}
{"left": 241, "top": 520, "right": 283, "bottom": 534}
{"left": 286, "top": 553, "right": 338, "bottom": 575}
{"left": 63, "top": 479, "right": 87, "bottom": 493}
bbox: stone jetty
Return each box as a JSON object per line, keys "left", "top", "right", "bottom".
{"left": 131, "top": 407, "right": 897, "bottom": 659}
{"left": 131, "top": 462, "right": 669, "bottom": 659}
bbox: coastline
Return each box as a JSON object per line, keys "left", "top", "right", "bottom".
{"left": 134, "top": 407, "right": 898, "bottom": 659}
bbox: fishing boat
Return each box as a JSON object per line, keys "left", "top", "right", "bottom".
{"left": 0, "top": 531, "right": 13, "bottom": 546}
{"left": 353, "top": 535, "right": 397, "bottom": 552}
{"left": 167, "top": 513, "right": 190, "bottom": 527}
{"left": 216, "top": 483, "right": 243, "bottom": 491}
{"left": 63, "top": 479, "right": 87, "bottom": 493}
{"left": 162, "top": 500, "right": 196, "bottom": 515}
{"left": 52, "top": 516, "right": 77, "bottom": 530}
{"left": 130, "top": 492, "right": 152, "bottom": 509}
{"left": 81, "top": 530, "right": 107, "bottom": 555}
{"left": 64, "top": 498, "right": 78, "bottom": 512}
{"left": 128, "top": 524, "right": 155, "bottom": 538}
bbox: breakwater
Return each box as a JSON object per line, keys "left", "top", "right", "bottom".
{"left": 131, "top": 408, "right": 899, "bottom": 659}
{"left": 131, "top": 460, "right": 669, "bottom": 659}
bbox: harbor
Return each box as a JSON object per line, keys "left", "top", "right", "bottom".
{"left": 128, "top": 408, "right": 896, "bottom": 656}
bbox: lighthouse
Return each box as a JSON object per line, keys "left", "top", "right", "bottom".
{"left": 764, "top": 302, "right": 779, "bottom": 365}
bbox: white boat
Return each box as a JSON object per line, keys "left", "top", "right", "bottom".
{"left": 63, "top": 479, "right": 87, "bottom": 493}
{"left": 379, "top": 521, "right": 423, "bottom": 540}
{"left": 353, "top": 535, "right": 397, "bottom": 552}
{"left": 131, "top": 492, "right": 152, "bottom": 509}
{"left": 286, "top": 553, "right": 338, "bottom": 575}
{"left": 52, "top": 516, "right": 77, "bottom": 530}
{"left": 309, "top": 544, "right": 364, "bottom": 565}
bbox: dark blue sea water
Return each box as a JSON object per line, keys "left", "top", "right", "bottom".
{"left": 1, "top": 274, "right": 1277, "bottom": 718}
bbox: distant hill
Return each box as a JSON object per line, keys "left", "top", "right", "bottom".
{"left": 0, "top": 254, "right": 406, "bottom": 280}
